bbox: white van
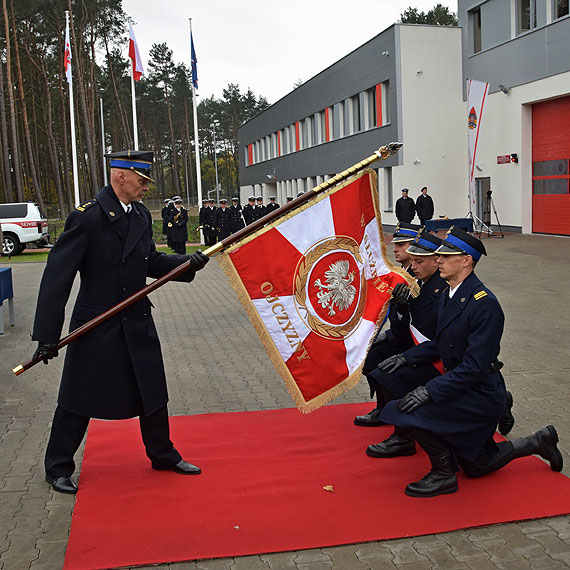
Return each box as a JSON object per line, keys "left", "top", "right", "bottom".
{"left": 0, "top": 202, "right": 49, "bottom": 255}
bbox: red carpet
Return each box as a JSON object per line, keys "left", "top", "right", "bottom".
{"left": 64, "top": 403, "right": 570, "bottom": 570}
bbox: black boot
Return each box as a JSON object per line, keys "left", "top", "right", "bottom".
{"left": 366, "top": 429, "right": 416, "bottom": 458}
{"left": 355, "top": 407, "right": 386, "bottom": 427}
{"left": 405, "top": 430, "right": 458, "bottom": 497}
{"left": 498, "top": 391, "right": 515, "bottom": 436}
{"left": 511, "top": 425, "right": 563, "bottom": 472}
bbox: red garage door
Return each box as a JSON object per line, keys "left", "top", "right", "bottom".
{"left": 532, "top": 96, "right": 570, "bottom": 235}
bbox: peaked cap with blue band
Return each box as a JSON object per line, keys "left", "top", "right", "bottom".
{"left": 105, "top": 150, "right": 154, "bottom": 182}
{"left": 406, "top": 229, "right": 443, "bottom": 255}
{"left": 435, "top": 226, "right": 487, "bottom": 261}
{"left": 391, "top": 222, "right": 421, "bottom": 243}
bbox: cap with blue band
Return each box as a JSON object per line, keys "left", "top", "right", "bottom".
{"left": 406, "top": 229, "right": 443, "bottom": 255}
{"left": 105, "top": 150, "right": 154, "bottom": 182}
{"left": 435, "top": 226, "right": 486, "bottom": 261}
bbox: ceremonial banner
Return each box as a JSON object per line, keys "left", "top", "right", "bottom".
{"left": 218, "top": 170, "right": 415, "bottom": 413}
{"left": 467, "top": 79, "right": 489, "bottom": 210}
{"left": 128, "top": 23, "right": 144, "bottom": 81}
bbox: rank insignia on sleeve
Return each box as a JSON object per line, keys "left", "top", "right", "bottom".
{"left": 474, "top": 291, "right": 487, "bottom": 301}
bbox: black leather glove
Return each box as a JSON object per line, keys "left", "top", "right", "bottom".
{"left": 189, "top": 251, "right": 209, "bottom": 271}
{"left": 392, "top": 282, "right": 411, "bottom": 310}
{"left": 377, "top": 353, "right": 406, "bottom": 374}
{"left": 33, "top": 342, "right": 59, "bottom": 365}
{"left": 398, "top": 385, "right": 431, "bottom": 413}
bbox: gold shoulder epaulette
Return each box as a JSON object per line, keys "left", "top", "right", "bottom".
{"left": 474, "top": 290, "right": 488, "bottom": 301}
{"left": 76, "top": 199, "right": 97, "bottom": 212}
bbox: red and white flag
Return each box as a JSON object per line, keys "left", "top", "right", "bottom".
{"left": 64, "top": 17, "right": 72, "bottom": 84}
{"left": 467, "top": 79, "right": 488, "bottom": 209}
{"left": 218, "top": 170, "right": 414, "bottom": 413}
{"left": 128, "top": 23, "right": 144, "bottom": 81}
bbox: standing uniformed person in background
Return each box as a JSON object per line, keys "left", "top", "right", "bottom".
{"left": 379, "top": 227, "right": 560, "bottom": 497}
{"left": 198, "top": 199, "right": 208, "bottom": 244}
{"left": 265, "top": 196, "right": 280, "bottom": 213}
{"left": 416, "top": 186, "right": 435, "bottom": 226}
{"left": 395, "top": 188, "right": 416, "bottom": 223}
{"left": 202, "top": 199, "right": 217, "bottom": 246}
{"left": 161, "top": 199, "right": 171, "bottom": 246}
{"left": 229, "top": 197, "right": 245, "bottom": 234}
{"left": 214, "top": 198, "right": 232, "bottom": 240}
{"left": 168, "top": 197, "right": 188, "bottom": 254}
{"left": 31, "top": 150, "right": 209, "bottom": 494}
{"left": 253, "top": 196, "right": 265, "bottom": 221}
{"left": 243, "top": 196, "right": 255, "bottom": 225}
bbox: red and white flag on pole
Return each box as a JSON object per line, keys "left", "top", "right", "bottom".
{"left": 467, "top": 79, "right": 488, "bottom": 209}
{"left": 64, "top": 16, "right": 72, "bottom": 84}
{"left": 218, "top": 171, "right": 414, "bottom": 413}
{"left": 128, "top": 23, "right": 144, "bottom": 81}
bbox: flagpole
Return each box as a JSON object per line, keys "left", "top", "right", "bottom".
{"left": 131, "top": 71, "right": 139, "bottom": 150}
{"left": 65, "top": 11, "right": 80, "bottom": 208}
{"left": 12, "top": 142, "right": 403, "bottom": 377}
{"left": 189, "top": 19, "right": 203, "bottom": 220}
{"left": 100, "top": 97, "right": 108, "bottom": 186}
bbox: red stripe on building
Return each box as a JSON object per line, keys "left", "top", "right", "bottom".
{"left": 325, "top": 108, "right": 331, "bottom": 142}
{"left": 295, "top": 122, "right": 300, "bottom": 151}
{"left": 375, "top": 84, "right": 383, "bottom": 127}
{"left": 247, "top": 144, "right": 253, "bottom": 166}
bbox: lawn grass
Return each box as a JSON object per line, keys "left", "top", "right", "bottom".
{"left": 1, "top": 244, "right": 205, "bottom": 264}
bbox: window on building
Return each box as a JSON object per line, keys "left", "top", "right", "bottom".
{"left": 352, "top": 95, "right": 361, "bottom": 134}
{"left": 380, "top": 167, "right": 393, "bottom": 211}
{"left": 311, "top": 114, "right": 318, "bottom": 145}
{"left": 533, "top": 159, "right": 570, "bottom": 194}
{"left": 283, "top": 128, "right": 289, "bottom": 154}
{"left": 472, "top": 9, "right": 482, "bottom": 52}
{"left": 555, "top": 0, "right": 569, "bottom": 18}
{"left": 366, "top": 88, "right": 376, "bottom": 129}
{"left": 517, "top": 0, "right": 536, "bottom": 33}
{"left": 304, "top": 116, "right": 312, "bottom": 148}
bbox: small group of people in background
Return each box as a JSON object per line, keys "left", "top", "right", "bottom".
{"left": 161, "top": 196, "right": 189, "bottom": 255}
{"left": 395, "top": 186, "right": 434, "bottom": 225}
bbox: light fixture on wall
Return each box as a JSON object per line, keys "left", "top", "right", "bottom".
{"left": 498, "top": 84, "right": 511, "bottom": 95}
{"left": 413, "top": 159, "right": 422, "bottom": 165}
{"left": 476, "top": 164, "right": 483, "bottom": 171}
{"left": 416, "top": 69, "right": 423, "bottom": 75}
{"left": 381, "top": 51, "right": 390, "bottom": 56}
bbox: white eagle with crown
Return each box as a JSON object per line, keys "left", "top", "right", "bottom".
{"left": 314, "top": 260, "right": 357, "bottom": 317}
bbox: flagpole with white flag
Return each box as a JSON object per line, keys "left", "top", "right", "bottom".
{"left": 64, "top": 11, "right": 80, "bottom": 208}
{"left": 128, "top": 23, "right": 144, "bottom": 150}
{"left": 189, "top": 19, "right": 203, "bottom": 220}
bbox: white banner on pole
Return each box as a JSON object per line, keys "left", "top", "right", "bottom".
{"left": 467, "top": 79, "right": 489, "bottom": 211}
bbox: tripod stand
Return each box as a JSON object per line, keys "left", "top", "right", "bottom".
{"left": 476, "top": 190, "right": 504, "bottom": 238}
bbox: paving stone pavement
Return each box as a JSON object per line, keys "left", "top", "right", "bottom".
{"left": 1, "top": 232, "right": 569, "bottom": 570}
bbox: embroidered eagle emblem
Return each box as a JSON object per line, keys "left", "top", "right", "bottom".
{"left": 314, "top": 260, "right": 357, "bottom": 317}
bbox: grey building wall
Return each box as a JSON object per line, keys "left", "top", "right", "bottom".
{"left": 238, "top": 26, "right": 400, "bottom": 188}
{"left": 460, "top": 0, "right": 570, "bottom": 95}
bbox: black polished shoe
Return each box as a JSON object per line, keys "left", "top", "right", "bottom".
{"left": 45, "top": 474, "right": 78, "bottom": 494}
{"left": 405, "top": 470, "right": 458, "bottom": 497}
{"left": 535, "top": 425, "right": 563, "bottom": 472}
{"left": 153, "top": 459, "right": 201, "bottom": 475}
{"left": 498, "top": 391, "right": 515, "bottom": 436}
{"left": 366, "top": 432, "right": 416, "bottom": 458}
{"left": 354, "top": 407, "right": 386, "bottom": 427}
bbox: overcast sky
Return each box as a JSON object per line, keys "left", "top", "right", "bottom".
{"left": 121, "top": 0, "right": 458, "bottom": 105}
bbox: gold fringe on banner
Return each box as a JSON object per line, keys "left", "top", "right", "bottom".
{"left": 217, "top": 169, "right": 417, "bottom": 413}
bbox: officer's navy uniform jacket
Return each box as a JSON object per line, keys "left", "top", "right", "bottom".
{"left": 202, "top": 206, "right": 217, "bottom": 238}
{"left": 395, "top": 196, "right": 416, "bottom": 223}
{"left": 214, "top": 207, "right": 232, "bottom": 240}
{"left": 32, "top": 185, "right": 196, "bottom": 420}
{"left": 252, "top": 204, "right": 265, "bottom": 222}
{"left": 369, "top": 269, "right": 447, "bottom": 397}
{"left": 229, "top": 204, "right": 245, "bottom": 233}
{"left": 381, "top": 271, "right": 507, "bottom": 462}
{"left": 168, "top": 206, "right": 188, "bottom": 245}
{"left": 265, "top": 202, "right": 280, "bottom": 213}
{"left": 242, "top": 204, "right": 255, "bottom": 225}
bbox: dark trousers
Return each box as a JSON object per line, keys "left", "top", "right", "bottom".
{"left": 45, "top": 405, "right": 181, "bottom": 478}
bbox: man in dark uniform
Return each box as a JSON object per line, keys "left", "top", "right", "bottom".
{"left": 286, "top": 196, "right": 294, "bottom": 203}
{"left": 203, "top": 199, "right": 217, "bottom": 246}
{"left": 395, "top": 188, "right": 416, "bottom": 223}
{"left": 364, "top": 230, "right": 447, "bottom": 455}
{"left": 198, "top": 199, "right": 208, "bottom": 243}
{"left": 416, "top": 186, "right": 434, "bottom": 225}
{"left": 265, "top": 196, "right": 280, "bottom": 213}
{"left": 243, "top": 196, "right": 256, "bottom": 225}
{"left": 379, "top": 227, "right": 562, "bottom": 497}
{"left": 253, "top": 196, "right": 265, "bottom": 221}
{"left": 31, "top": 150, "right": 210, "bottom": 494}
{"left": 214, "top": 198, "right": 232, "bottom": 240}
{"left": 168, "top": 197, "right": 188, "bottom": 254}
{"left": 229, "top": 197, "right": 245, "bottom": 234}
{"left": 354, "top": 222, "right": 421, "bottom": 426}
